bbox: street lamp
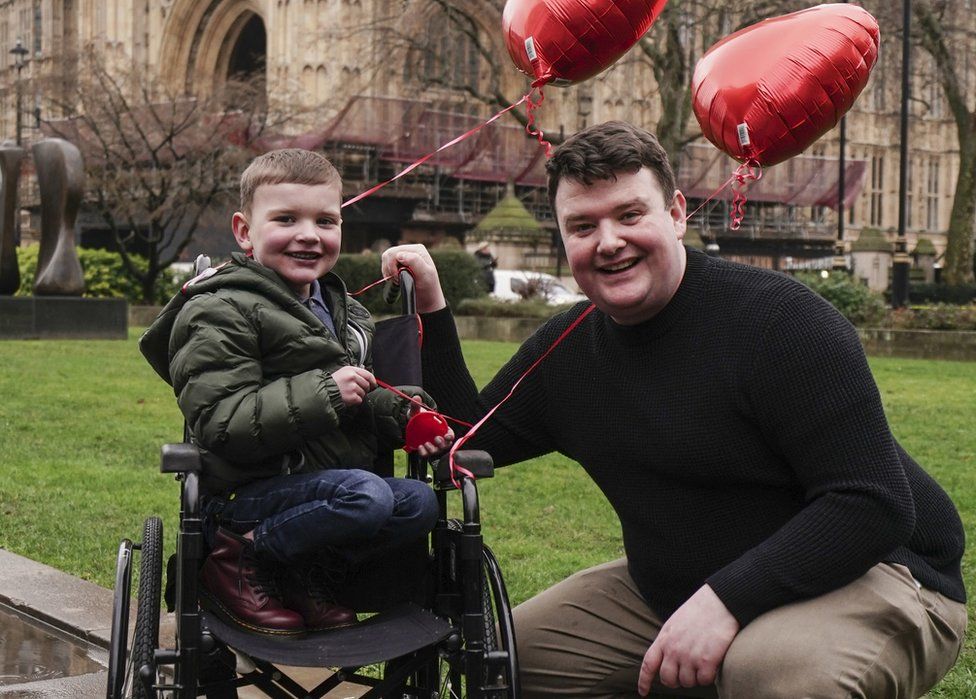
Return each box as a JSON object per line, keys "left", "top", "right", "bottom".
{"left": 9, "top": 38, "right": 29, "bottom": 147}
{"left": 9, "top": 38, "right": 29, "bottom": 246}
{"left": 892, "top": 0, "right": 912, "bottom": 308}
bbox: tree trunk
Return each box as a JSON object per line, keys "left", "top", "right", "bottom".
{"left": 943, "top": 128, "right": 976, "bottom": 285}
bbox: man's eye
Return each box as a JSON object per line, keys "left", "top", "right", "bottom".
{"left": 571, "top": 223, "right": 594, "bottom": 235}
{"left": 621, "top": 211, "right": 640, "bottom": 222}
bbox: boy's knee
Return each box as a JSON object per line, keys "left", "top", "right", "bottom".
{"left": 337, "top": 471, "right": 394, "bottom": 533}
{"left": 396, "top": 479, "right": 438, "bottom": 528}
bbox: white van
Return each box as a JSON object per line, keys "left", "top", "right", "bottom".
{"left": 490, "top": 270, "right": 588, "bottom": 305}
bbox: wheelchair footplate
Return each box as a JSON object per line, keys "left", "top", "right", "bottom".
{"left": 201, "top": 602, "right": 454, "bottom": 668}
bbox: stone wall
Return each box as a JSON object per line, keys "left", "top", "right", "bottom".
{"left": 130, "top": 307, "right": 976, "bottom": 362}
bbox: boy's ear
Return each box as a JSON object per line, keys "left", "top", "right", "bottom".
{"left": 231, "top": 212, "right": 253, "bottom": 252}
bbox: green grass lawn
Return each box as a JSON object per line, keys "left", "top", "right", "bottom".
{"left": 0, "top": 331, "right": 973, "bottom": 695}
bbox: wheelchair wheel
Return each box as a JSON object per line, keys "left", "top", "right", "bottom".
{"left": 405, "top": 543, "right": 518, "bottom": 699}
{"left": 479, "top": 545, "right": 519, "bottom": 698}
{"left": 131, "top": 517, "right": 163, "bottom": 699}
{"left": 107, "top": 517, "right": 163, "bottom": 699}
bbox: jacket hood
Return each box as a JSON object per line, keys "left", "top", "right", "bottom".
{"left": 139, "top": 252, "right": 351, "bottom": 384}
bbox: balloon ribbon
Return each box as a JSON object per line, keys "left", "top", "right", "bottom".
{"left": 446, "top": 303, "right": 596, "bottom": 488}
{"left": 341, "top": 94, "right": 531, "bottom": 209}
{"left": 729, "top": 161, "right": 763, "bottom": 230}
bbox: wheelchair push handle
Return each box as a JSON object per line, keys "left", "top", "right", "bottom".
{"left": 383, "top": 266, "right": 417, "bottom": 315}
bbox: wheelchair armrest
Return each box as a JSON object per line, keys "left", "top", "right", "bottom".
{"left": 160, "top": 443, "right": 203, "bottom": 474}
{"left": 434, "top": 450, "right": 494, "bottom": 483}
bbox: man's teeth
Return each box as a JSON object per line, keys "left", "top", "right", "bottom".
{"left": 603, "top": 260, "right": 635, "bottom": 272}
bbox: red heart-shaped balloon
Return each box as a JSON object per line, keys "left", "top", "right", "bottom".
{"left": 404, "top": 410, "right": 450, "bottom": 453}
{"left": 503, "top": 0, "right": 669, "bottom": 86}
{"left": 691, "top": 4, "right": 879, "bottom": 167}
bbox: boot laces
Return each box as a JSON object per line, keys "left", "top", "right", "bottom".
{"left": 237, "top": 547, "right": 281, "bottom": 600}
{"left": 306, "top": 563, "right": 347, "bottom": 603}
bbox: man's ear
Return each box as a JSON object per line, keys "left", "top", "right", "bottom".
{"left": 231, "top": 212, "right": 252, "bottom": 252}
{"left": 670, "top": 190, "right": 687, "bottom": 241}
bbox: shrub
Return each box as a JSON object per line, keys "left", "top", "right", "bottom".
{"left": 16, "top": 244, "right": 181, "bottom": 304}
{"left": 887, "top": 305, "right": 976, "bottom": 331}
{"left": 457, "top": 297, "right": 574, "bottom": 318}
{"left": 794, "top": 271, "right": 887, "bottom": 327}
{"left": 907, "top": 283, "right": 976, "bottom": 305}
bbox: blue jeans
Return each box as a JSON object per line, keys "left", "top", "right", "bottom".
{"left": 203, "top": 469, "right": 439, "bottom": 566}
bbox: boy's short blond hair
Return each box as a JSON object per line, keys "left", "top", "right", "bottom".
{"left": 239, "top": 149, "right": 342, "bottom": 214}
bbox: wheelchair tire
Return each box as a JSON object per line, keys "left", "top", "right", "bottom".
{"left": 480, "top": 545, "right": 520, "bottom": 698}
{"left": 408, "top": 546, "right": 519, "bottom": 699}
{"left": 131, "top": 517, "right": 163, "bottom": 699}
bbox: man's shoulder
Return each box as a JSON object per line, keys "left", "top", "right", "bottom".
{"left": 703, "top": 256, "right": 819, "bottom": 309}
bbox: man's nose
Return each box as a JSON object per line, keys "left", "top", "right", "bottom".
{"left": 595, "top": 222, "right": 625, "bottom": 255}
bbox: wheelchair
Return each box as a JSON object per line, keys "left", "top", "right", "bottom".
{"left": 107, "top": 260, "right": 520, "bottom": 698}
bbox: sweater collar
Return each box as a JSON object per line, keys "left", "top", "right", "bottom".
{"left": 601, "top": 246, "right": 708, "bottom": 344}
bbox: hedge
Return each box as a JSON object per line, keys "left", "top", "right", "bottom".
{"left": 907, "top": 283, "right": 976, "bottom": 305}
{"left": 16, "top": 244, "right": 180, "bottom": 304}
{"left": 794, "top": 271, "right": 887, "bottom": 327}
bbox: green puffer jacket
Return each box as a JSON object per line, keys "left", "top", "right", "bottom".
{"left": 140, "top": 253, "right": 423, "bottom": 493}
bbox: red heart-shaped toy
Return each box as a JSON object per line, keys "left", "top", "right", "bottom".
{"left": 691, "top": 4, "right": 879, "bottom": 167}
{"left": 404, "top": 411, "right": 450, "bottom": 453}
{"left": 503, "top": 0, "right": 668, "bottom": 86}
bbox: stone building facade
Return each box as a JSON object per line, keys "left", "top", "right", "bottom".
{"left": 0, "top": 0, "right": 969, "bottom": 275}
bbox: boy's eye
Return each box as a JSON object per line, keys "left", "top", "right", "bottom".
{"left": 317, "top": 218, "right": 338, "bottom": 227}
{"left": 274, "top": 215, "right": 295, "bottom": 223}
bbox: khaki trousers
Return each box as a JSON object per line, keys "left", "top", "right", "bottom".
{"left": 513, "top": 558, "right": 966, "bottom": 699}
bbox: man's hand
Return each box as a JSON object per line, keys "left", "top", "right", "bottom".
{"left": 410, "top": 407, "right": 455, "bottom": 459}
{"left": 381, "top": 244, "right": 447, "bottom": 313}
{"left": 331, "top": 366, "right": 377, "bottom": 407}
{"left": 638, "top": 585, "right": 739, "bottom": 696}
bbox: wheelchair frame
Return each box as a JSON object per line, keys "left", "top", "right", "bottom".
{"left": 107, "top": 265, "right": 520, "bottom": 699}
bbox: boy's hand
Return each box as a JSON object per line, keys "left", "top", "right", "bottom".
{"left": 381, "top": 244, "right": 447, "bottom": 313}
{"left": 331, "top": 366, "right": 376, "bottom": 407}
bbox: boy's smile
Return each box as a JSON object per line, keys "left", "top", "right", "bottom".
{"left": 232, "top": 181, "right": 343, "bottom": 298}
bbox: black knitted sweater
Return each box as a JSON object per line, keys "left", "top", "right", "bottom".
{"left": 420, "top": 248, "right": 965, "bottom": 625}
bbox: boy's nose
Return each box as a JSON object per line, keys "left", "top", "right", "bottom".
{"left": 294, "top": 221, "right": 317, "bottom": 240}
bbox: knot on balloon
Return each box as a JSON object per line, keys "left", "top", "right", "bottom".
{"left": 729, "top": 160, "right": 762, "bottom": 231}
{"left": 525, "top": 86, "right": 553, "bottom": 158}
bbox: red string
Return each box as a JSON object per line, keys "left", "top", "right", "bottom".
{"left": 729, "top": 161, "right": 763, "bottom": 231}
{"left": 684, "top": 173, "right": 736, "bottom": 222}
{"left": 349, "top": 273, "right": 394, "bottom": 296}
{"left": 446, "top": 303, "right": 597, "bottom": 489}
{"left": 374, "top": 378, "right": 474, "bottom": 429}
{"left": 341, "top": 95, "right": 530, "bottom": 210}
{"left": 525, "top": 86, "right": 553, "bottom": 158}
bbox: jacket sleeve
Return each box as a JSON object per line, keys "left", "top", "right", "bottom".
{"left": 367, "top": 385, "right": 436, "bottom": 446}
{"left": 169, "top": 294, "right": 346, "bottom": 463}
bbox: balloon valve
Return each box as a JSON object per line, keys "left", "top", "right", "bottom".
{"left": 736, "top": 122, "right": 751, "bottom": 148}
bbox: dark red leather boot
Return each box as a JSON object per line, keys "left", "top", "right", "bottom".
{"left": 280, "top": 564, "right": 357, "bottom": 631}
{"left": 199, "top": 528, "right": 305, "bottom": 634}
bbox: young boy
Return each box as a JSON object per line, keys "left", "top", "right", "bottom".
{"left": 140, "top": 149, "right": 451, "bottom": 634}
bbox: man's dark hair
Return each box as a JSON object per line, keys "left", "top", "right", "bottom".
{"left": 546, "top": 121, "right": 676, "bottom": 220}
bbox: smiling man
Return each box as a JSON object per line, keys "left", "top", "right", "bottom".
{"left": 382, "top": 121, "right": 966, "bottom": 698}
